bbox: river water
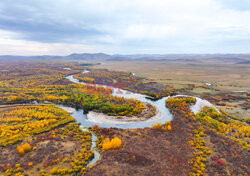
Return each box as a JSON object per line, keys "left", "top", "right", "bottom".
{"left": 65, "top": 71, "right": 219, "bottom": 128}
{"left": 65, "top": 74, "right": 173, "bottom": 129}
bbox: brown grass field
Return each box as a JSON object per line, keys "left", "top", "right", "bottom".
{"left": 92, "top": 61, "right": 250, "bottom": 119}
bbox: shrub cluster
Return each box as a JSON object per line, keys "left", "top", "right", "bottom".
{"left": 17, "top": 143, "right": 31, "bottom": 156}
{"left": 102, "top": 137, "right": 122, "bottom": 151}
{"left": 152, "top": 121, "right": 172, "bottom": 131}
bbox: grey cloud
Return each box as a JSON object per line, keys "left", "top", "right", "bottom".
{"left": 0, "top": 0, "right": 105, "bottom": 43}
{"left": 0, "top": 0, "right": 249, "bottom": 54}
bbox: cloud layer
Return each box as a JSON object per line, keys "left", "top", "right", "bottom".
{"left": 0, "top": 0, "right": 249, "bottom": 55}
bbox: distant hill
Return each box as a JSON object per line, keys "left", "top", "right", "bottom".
{"left": 0, "top": 53, "right": 250, "bottom": 64}
{"left": 64, "top": 53, "right": 114, "bottom": 60}
{"left": 236, "top": 60, "right": 250, "bottom": 64}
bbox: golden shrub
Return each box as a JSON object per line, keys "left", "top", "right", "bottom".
{"left": 47, "top": 95, "right": 58, "bottom": 101}
{"left": 165, "top": 121, "right": 171, "bottom": 126}
{"left": 153, "top": 121, "right": 172, "bottom": 131}
{"left": 17, "top": 143, "right": 31, "bottom": 156}
{"left": 22, "top": 143, "right": 31, "bottom": 152}
{"left": 167, "top": 125, "right": 172, "bottom": 131}
{"left": 103, "top": 142, "right": 113, "bottom": 151}
{"left": 17, "top": 146, "right": 25, "bottom": 155}
{"left": 102, "top": 137, "right": 122, "bottom": 151}
{"left": 152, "top": 123, "right": 163, "bottom": 130}
{"left": 111, "top": 137, "right": 122, "bottom": 148}
{"left": 103, "top": 138, "right": 110, "bottom": 143}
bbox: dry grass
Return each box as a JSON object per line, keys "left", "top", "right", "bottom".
{"left": 92, "top": 61, "right": 250, "bottom": 93}
{"left": 92, "top": 61, "right": 250, "bottom": 119}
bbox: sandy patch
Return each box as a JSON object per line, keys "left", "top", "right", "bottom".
{"left": 86, "top": 109, "right": 162, "bottom": 124}
{"left": 57, "top": 105, "right": 76, "bottom": 114}
{"left": 172, "top": 95, "right": 219, "bottom": 114}
{"left": 113, "top": 89, "right": 148, "bottom": 99}
{"left": 190, "top": 98, "right": 220, "bottom": 114}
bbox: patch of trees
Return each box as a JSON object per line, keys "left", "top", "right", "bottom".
{"left": 196, "top": 107, "right": 250, "bottom": 150}
{"left": 0, "top": 104, "right": 75, "bottom": 146}
{"left": 0, "top": 122, "right": 94, "bottom": 176}
{"left": 166, "top": 96, "right": 249, "bottom": 175}
{"left": 0, "top": 67, "right": 146, "bottom": 118}
{"left": 152, "top": 121, "right": 172, "bottom": 131}
{"left": 74, "top": 69, "right": 176, "bottom": 99}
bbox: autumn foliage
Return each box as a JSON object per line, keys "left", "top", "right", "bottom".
{"left": 166, "top": 96, "right": 249, "bottom": 176}
{"left": 0, "top": 104, "right": 75, "bottom": 146}
{"left": 0, "top": 62, "right": 149, "bottom": 119}
{"left": 152, "top": 121, "right": 172, "bottom": 131}
{"left": 196, "top": 106, "right": 250, "bottom": 149}
{"left": 74, "top": 69, "right": 176, "bottom": 99}
{"left": 102, "top": 137, "right": 122, "bottom": 151}
{"left": 17, "top": 143, "right": 31, "bottom": 156}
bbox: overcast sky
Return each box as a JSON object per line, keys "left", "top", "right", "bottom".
{"left": 0, "top": 0, "right": 249, "bottom": 55}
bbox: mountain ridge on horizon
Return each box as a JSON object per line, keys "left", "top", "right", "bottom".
{"left": 0, "top": 53, "right": 250, "bottom": 64}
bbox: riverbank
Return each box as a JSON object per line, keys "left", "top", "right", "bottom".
{"left": 86, "top": 108, "right": 162, "bottom": 124}
{"left": 57, "top": 104, "right": 76, "bottom": 114}
{"left": 66, "top": 72, "right": 222, "bottom": 127}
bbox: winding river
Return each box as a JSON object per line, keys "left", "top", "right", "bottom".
{"left": 66, "top": 74, "right": 173, "bottom": 129}
{"left": 62, "top": 70, "right": 218, "bottom": 166}
{"left": 65, "top": 71, "right": 218, "bottom": 129}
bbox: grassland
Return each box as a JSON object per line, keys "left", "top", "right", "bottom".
{"left": 93, "top": 61, "right": 250, "bottom": 119}
{"left": 93, "top": 61, "right": 250, "bottom": 92}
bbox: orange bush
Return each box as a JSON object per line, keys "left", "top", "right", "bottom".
{"left": 17, "top": 143, "right": 31, "bottom": 156}
{"left": 102, "top": 137, "right": 122, "bottom": 151}
{"left": 17, "top": 146, "right": 25, "bottom": 155}
{"left": 23, "top": 143, "right": 31, "bottom": 152}
{"left": 152, "top": 121, "right": 172, "bottom": 131}
{"left": 152, "top": 123, "right": 163, "bottom": 130}
{"left": 167, "top": 125, "right": 172, "bottom": 131}
{"left": 47, "top": 95, "right": 58, "bottom": 101}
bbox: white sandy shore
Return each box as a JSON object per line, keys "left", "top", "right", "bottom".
{"left": 86, "top": 109, "right": 162, "bottom": 124}
{"left": 190, "top": 98, "right": 220, "bottom": 114}
{"left": 172, "top": 94, "right": 219, "bottom": 114}
{"left": 114, "top": 89, "right": 148, "bottom": 99}
{"left": 63, "top": 67, "right": 72, "bottom": 70}
{"left": 57, "top": 105, "right": 76, "bottom": 114}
